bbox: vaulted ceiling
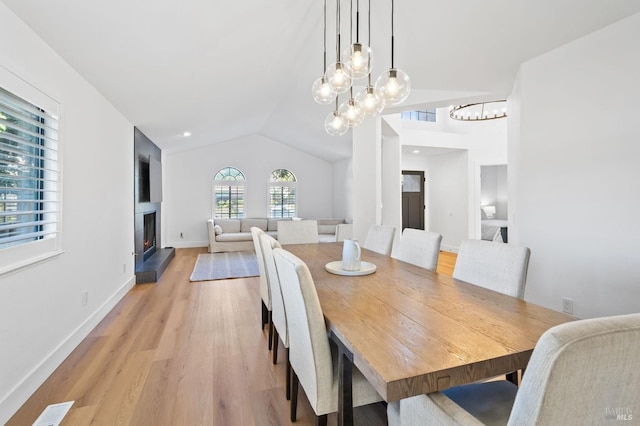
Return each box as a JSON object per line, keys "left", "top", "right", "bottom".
{"left": 4, "top": 0, "right": 640, "bottom": 161}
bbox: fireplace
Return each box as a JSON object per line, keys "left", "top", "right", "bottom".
{"left": 143, "top": 212, "right": 156, "bottom": 261}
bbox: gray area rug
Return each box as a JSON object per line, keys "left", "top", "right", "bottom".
{"left": 190, "top": 251, "right": 259, "bottom": 281}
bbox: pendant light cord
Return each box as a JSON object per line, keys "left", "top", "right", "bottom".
{"left": 336, "top": 0, "right": 341, "bottom": 60}
{"left": 367, "top": 0, "right": 372, "bottom": 86}
{"left": 323, "top": 0, "right": 327, "bottom": 72}
{"left": 356, "top": 0, "right": 360, "bottom": 43}
{"left": 350, "top": 0, "right": 353, "bottom": 46}
{"left": 391, "top": 0, "right": 395, "bottom": 69}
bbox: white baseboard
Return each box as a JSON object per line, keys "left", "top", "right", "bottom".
{"left": 166, "top": 240, "right": 208, "bottom": 249}
{"left": 0, "top": 275, "right": 136, "bottom": 425}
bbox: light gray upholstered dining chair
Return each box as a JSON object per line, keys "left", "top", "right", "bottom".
{"left": 273, "top": 247, "right": 383, "bottom": 425}
{"left": 277, "top": 220, "right": 319, "bottom": 245}
{"left": 259, "top": 232, "right": 292, "bottom": 400}
{"left": 251, "top": 227, "right": 273, "bottom": 350}
{"left": 453, "top": 239, "right": 531, "bottom": 299}
{"left": 388, "top": 312, "right": 640, "bottom": 426}
{"left": 363, "top": 224, "right": 396, "bottom": 256}
{"left": 393, "top": 228, "right": 442, "bottom": 271}
{"left": 334, "top": 223, "right": 353, "bottom": 242}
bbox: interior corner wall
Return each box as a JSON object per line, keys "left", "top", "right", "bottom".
{"left": 425, "top": 151, "right": 469, "bottom": 252}
{"left": 332, "top": 157, "right": 353, "bottom": 220}
{"left": 162, "top": 134, "right": 334, "bottom": 248}
{"left": 0, "top": 4, "right": 135, "bottom": 423}
{"left": 510, "top": 12, "right": 640, "bottom": 319}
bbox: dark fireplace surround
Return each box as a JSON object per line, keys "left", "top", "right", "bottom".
{"left": 134, "top": 128, "right": 174, "bottom": 283}
{"left": 143, "top": 212, "right": 156, "bottom": 261}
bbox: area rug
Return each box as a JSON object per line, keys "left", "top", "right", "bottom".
{"left": 190, "top": 251, "right": 259, "bottom": 281}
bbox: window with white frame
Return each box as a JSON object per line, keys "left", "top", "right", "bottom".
{"left": 0, "top": 82, "right": 61, "bottom": 268}
{"left": 401, "top": 109, "right": 437, "bottom": 122}
{"left": 268, "top": 169, "right": 296, "bottom": 218}
{"left": 213, "top": 167, "right": 245, "bottom": 218}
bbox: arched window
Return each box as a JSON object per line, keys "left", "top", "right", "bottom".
{"left": 268, "top": 169, "right": 296, "bottom": 218}
{"left": 213, "top": 167, "right": 245, "bottom": 218}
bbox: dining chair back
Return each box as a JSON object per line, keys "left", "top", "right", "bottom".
{"left": 393, "top": 228, "right": 442, "bottom": 271}
{"left": 453, "top": 239, "right": 531, "bottom": 299}
{"left": 388, "top": 313, "right": 640, "bottom": 426}
{"left": 273, "top": 248, "right": 382, "bottom": 423}
{"left": 363, "top": 224, "right": 396, "bottom": 256}
{"left": 334, "top": 223, "right": 353, "bottom": 242}
{"left": 277, "top": 220, "right": 319, "bottom": 245}
{"left": 251, "top": 227, "right": 272, "bottom": 336}
{"left": 260, "top": 233, "right": 292, "bottom": 400}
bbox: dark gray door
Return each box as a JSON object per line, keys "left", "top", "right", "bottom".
{"left": 402, "top": 170, "right": 424, "bottom": 230}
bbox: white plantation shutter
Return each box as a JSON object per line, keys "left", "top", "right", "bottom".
{"left": 0, "top": 73, "right": 62, "bottom": 272}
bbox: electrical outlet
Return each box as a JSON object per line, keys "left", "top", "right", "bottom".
{"left": 562, "top": 297, "right": 573, "bottom": 315}
{"left": 81, "top": 291, "right": 88, "bottom": 306}
{"left": 180, "top": 232, "right": 183, "bottom": 238}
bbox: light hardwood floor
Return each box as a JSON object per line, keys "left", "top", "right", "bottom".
{"left": 8, "top": 247, "right": 456, "bottom": 426}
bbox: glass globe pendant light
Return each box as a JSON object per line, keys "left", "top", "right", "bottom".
{"left": 341, "top": 0, "right": 373, "bottom": 80}
{"left": 325, "top": 62, "right": 351, "bottom": 94}
{"left": 325, "top": 98, "right": 349, "bottom": 136}
{"left": 326, "top": 0, "right": 352, "bottom": 94}
{"left": 375, "top": 69, "right": 410, "bottom": 105}
{"left": 375, "top": 0, "right": 411, "bottom": 106}
{"left": 312, "top": 0, "right": 337, "bottom": 104}
{"left": 356, "top": 0, "right": 385, "bottom": 116}
{"left": 339, "top": 89, "right": 365, "bottom": 127}
{"left": 356, "top": 85, "right": 385, "bottom": 116}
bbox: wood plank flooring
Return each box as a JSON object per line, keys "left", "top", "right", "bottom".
{"left": 8, "top": 247, "right": 456, "bottom": 426}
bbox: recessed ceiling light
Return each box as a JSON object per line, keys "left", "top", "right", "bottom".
{"left": 413, "top": 150, "right": 420, "bottom": 154}
{"left": 182, "top": 131, "right": 192, "bottom": 137}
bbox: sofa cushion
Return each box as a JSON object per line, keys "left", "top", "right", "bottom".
{"left": 241, "top": 218, "right": 268, "bottom": 232}
{"left": 268, "top": 217, "right": 291, "bottom": 231}
{"left": 216, "top": 232, "right": 254, "bottom": 242}
{"left": 318, "top": 224, "right": 338, "bottom": 235}
{"left": 216, "top": 219, "right": 241, "bottom": 233}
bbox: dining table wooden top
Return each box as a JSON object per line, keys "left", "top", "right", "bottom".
{"left": 285, "top": 242, "right": 575, "bottom": 403}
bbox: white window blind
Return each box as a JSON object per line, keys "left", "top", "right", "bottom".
{"left": 0, "top": 85, "right": 60, "bottom": 253}
{"left": 268, "top": 169, "right": 296, "bottom": 218}
{"left": 213, "top": 167, "right": 245, "bottom": 218}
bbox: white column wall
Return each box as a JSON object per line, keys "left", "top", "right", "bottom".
{"left": 382, "top": 135, "right": 402, "bottom": 251}
{"left": 331, "top": 157, "right": 353, "bottom": 220}
{"left": 509, "top": 12, "right": 640, "bottom": 318}
{"left": 0, "top": 4, "right": 135, "bottom": 422}
{"left": 352, "top": 118, "right": 382, "bottom": 242}
{"left": 425, "top": 151, "right": 469, "bottom": 252}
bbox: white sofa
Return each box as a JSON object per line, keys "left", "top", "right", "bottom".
{"left": 207, "top": 218, "right": 286, "bottom": 253}
{"left": 207, "top": 217, "right": 351, "bottom": 252}
{"left": 316, "top": 218, "right": 350, "bottom": 242}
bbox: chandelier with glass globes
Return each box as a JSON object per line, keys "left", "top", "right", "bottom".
{"left": 312, "top": 0, "right": 411, "bottom": 136}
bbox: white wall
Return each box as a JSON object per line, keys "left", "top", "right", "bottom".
{"left": 163, "top": 134, "right": 335, "bottom": 247}
{"left": 424, "top": 151, "right": 469, "bottom": 252}
{"left": 0, "top": 4, "right": 135, "bottom": 422}
{"left": 509, "top": 12, "right": 640, "bottom": 318}
{"left": 332, "top": 157, "right": 353, "bottom": 220}
{"left": 399, "top": 110, "right": 507, "bottom": 250}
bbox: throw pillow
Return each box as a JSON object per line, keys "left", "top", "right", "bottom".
{"left": 214, "top": 224, "right": 223, "bottom": 235}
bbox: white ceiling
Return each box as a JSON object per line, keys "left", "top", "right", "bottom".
{"left": 4, "top": 0, "right": 640, "bottom": 162}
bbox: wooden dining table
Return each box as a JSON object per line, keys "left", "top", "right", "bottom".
{"left": 285, "top": 242, "right": 574, "bottom": 426}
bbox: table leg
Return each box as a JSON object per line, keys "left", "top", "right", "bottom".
{"left": 331, "top": 331, "right": 354, "bottom": 426}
